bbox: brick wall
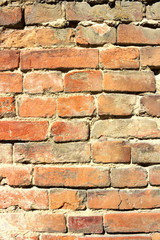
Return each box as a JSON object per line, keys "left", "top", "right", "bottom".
{"left": 0, "top": 0, "right": 160, "bottom": 239}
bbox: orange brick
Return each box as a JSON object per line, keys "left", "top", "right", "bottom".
{"left": 0, "top": 50, "right": 19, "bottom": 70}
{"left": 0, "top": 188, "right": 48, "bottom": 210}
{"left": 0, "top": 96, "right": 15, "bottom": 117}
{"left": 88, "top": 190, "right": 120, "bottom": 210}
{"left": 0, "top": 73, "right": 22, "bottom": 93}
{"left": 49, "top": 189, "right": 86, "bottom": 210}
{"left": 104, "top": 212, "right": 160, "bottom": 233}
{"left": 20, "top": 48, "right": 99, "bottom": 70}
{"left": 58, "top": 95, "right": 95, "bottom": 117}
{"left": 65, "top": 70, "right": 103, "bottom": 92}
{"left": 51, "top": 121, "right": 89, "bottom": 142}
{"left": 103, "top": 71, "right": 155, "bottom": 92}
{"left": 24, "top": 72, "right": 63, "bottom": 94}
{"left": 41, "top": 236, "right": 76, "bottom": 240}
{"left": 0, "top": 121, "right": 48, "bottom": 141}
{"left": 100, "top": 47, "right": 139, "bottom": 69}
{"left": 34, "top": 166, "right": 110, "bottom": 187}
{"left": 0, "top": 165, "right": 32, "bottom": 186}
{"left": 18, "top": 96, "right": 56, "bottom": 117}
{"left": 91, "top": 140, "right": 130, "bottom": 163}
{"left": 98, "top": 94, "right": 136, "bottom": 116}
{"left": 111, "top": 167, "right": 147, "bottom": 188}
{"left": 78, "top": 237, "right": 151, "bottom": 240}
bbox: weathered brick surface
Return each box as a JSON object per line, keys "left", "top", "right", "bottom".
{"left": 111, "top": 167, "right": 148, "bottom": 188}
{"left": 0, "top": 50, "right": 19, "bottom": 70}
{"left": 25, "top": 4, "right": 63, "bottom": 25}
{"left": 20, "top": 49, "right": 99, "bottom": 70}
{"left": 64, "top": 70, "right": 103, "bottom": 93}
{"left": 0, "top": 73, "right": 22, "bottom": 93}
{"left": 104, "top": 212, "right": 160, "bottom": 233}
{"left": 51, "top": 121, "right": 89, "bottom": 142}
{"left": 18, "top": 96, "right": 56, "bottom": 117}
{"left": 98, "top": 94, "right": 136, "bottom": 116}
{"left": 0, "top": 0, "right": 160, "bottom": 238}
{"left": 14, "top": 142, "right": 90, "bottom": 164}
{"left": 57, "top": 96, "right": 95, "bottom": 117}
{"left": 0, "top": 28, "right": 75, "bottom": 48}
{"left": 100, "top": 47, "right": 139, "bottom": 69}
{"left": 34, "top": 166, "right": 110, "bottom": 187}
{"left": 76, "top": 24, "right": 116, "bottom": 46}
{"left": 103, "top": 71, "right": 156, "bottom": 92}
{"left": 24, "top": 72, "right": 63, "bottom": 94}
{"left": 0, "top": 7, "right": 22, "bottom": 27}
{"left": 91, "top": 140, "right": 130, "bottom": 163}
{"left": 49, "top": 189, "right": 86, "bottom": 210}
{"left": 0, "top": 121, "right": 48, "bottom": 141}
{"left": 65, "top": 2, "right": 143, "bottom": 22}
{"left": 68, "top": 216, "right": 103, "bottom": 233}
{"left": 141, "top": 47, "right": 160, "bottom": 68}
{"left": 118, "top": 24, "right": 160, "bottom": 45}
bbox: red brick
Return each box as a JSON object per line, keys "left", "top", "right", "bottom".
{"left": 25, "top": 4, "right": 63, "bottom": 25}
{"left": 104, "top": 212, "right": 160, "bottom": 233}
{"left": 118, "top": 24, "right": 160, "bottom": 45}
{"left": 0, "top": 96, "right": 15, "bottom": 117}
{"left": 0, "top": 213, "right": 66, "bottom": 233}
{"left": 0, "top": 7, "right": 22, "bottom": 27}
{"left": 0, "top": 188, "right": 48, "bottom": 210}
{"left": 14, "top": 142, "right": 90, "bottom": 164}
{"left": 78, "top": 237, "right": 151, "bottom": 240}
{"left": 0, "top": 121, "right": 48, "bottom": 141}
{"left": 131, "top": 143, "right": 160, "bottom": 164}
{"left": 0, "top": 144, "right": 12, "bottom": 163}
{"left": 91, "top": 140, "right": 130, "bottom": 163}
{"left": 91, "top": 118, "right": 160, "bottom": 139}
{"left": 149, "top": 166, "right": 160, "bottom": 185}
{"left": 0, "top": 234, "right": 39, "bottom": 240}
{"left": 0, "top": 165, "right": 32, "bottom": 186}
{"left": 18, "top": 96, "right": 56, "bottom": 117}
{"left": 34, "top": 166, "right": 110, "bottom": 187}
{"left": 141, "top": 47, "right": 160, "bottom": 68}
{"left": 49, "top": 189, "right": 86, "bottom": 210}
{"left": 58, "top": 96, "right": 95, "bottom": 117}
{"left": 0, "top": 50, "right": 19, "bottom": 70}
{"left": 20, "top": 48, "right": 99, "bottom": 70}
{"left": 119, "top": 189, "right": 160, "bottom": 210}
{"left": 64, "top": 70, "right": 102, "bottom": 93}
{"left": 68, "top": 216, "right": 103, "bottom": 233}
{"left": 141, "top": 95, "right": 160, "bottom": 117}
{"left": 100, "top": 47, "right": 139, "bottom": 69}
{"left": 0, "top": 73, "right": 22, "bottom": 93}
{"left": 88, "top": 190, "right": 120, "bottom": 210}
{"left": 15, "top": 235, "right": 39, "bottom": 240}
{"left": 111, "top": 167, "right": 147, "bottom": 188}
{"left": 103, "top": 71, "right": 155, "bottom": 92}
{"left": 0, "top": 28, "right": 75, "bottom": 48}
{"left": 98, "top": 94, "right": 136, "bottom": 116}
{"left": 76, "top": 24, "right": 116, "bottom": 45}
{"left": 41, "top": 236, "right": 76, "bottom": 240}
{"left": 24, "top": 72, "right": 63, "bottom": 94}
{"left": 51, "top": 121, "right": 89, "bottom": 142}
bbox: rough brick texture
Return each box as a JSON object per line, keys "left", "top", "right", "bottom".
{"left": 0, "top": 0, "right": 160, "bottom": 238}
